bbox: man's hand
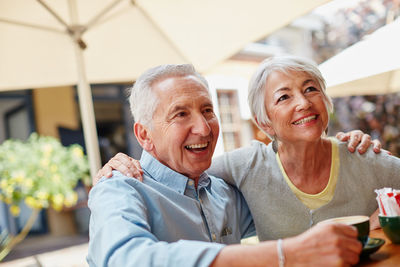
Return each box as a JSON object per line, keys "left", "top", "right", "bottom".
{"left": 284, "top": 222, "right": 362, "bottom": 267}
{"left": 336, "top": 130, "right": 382, "bottom": 154}
{"left": 370, "top": 209, "right": 381, "bottom": 230}
{"left": 93, "top": 153, "right": 143, "bottom": 186}
{"left": 211, "top": 222, "right": 361, "bottom": 267}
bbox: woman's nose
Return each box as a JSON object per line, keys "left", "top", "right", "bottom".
{"left": 295, "top": 95, "right": 312, "bottom": 111}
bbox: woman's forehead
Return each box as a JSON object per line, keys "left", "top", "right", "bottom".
{"left": 271, "top": 69, "right": 314, "bottom": 79}
{"left": 267, "top": 70, "right": 317, "bottom": 87}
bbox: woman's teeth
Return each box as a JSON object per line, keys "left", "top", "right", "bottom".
{"left": 293, "top": 115, "right": 317, "bottom": 125}
{"left": 185, "top": 143, "right": 208, "bottom": 149}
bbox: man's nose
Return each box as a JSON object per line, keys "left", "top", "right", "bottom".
{"left": 191, "top": 114, "right": 211, "bottom": 136}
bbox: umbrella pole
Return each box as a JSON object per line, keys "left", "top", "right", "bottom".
{"left": 73, "top": 43, "right": 101, "bottom": 180}
{"left": 36, "top": 0, "right": 102, "bottom": 179}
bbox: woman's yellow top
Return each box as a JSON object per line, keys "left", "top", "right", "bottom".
{"left": 276, "top": 139, "right": 339, "bottom": 210}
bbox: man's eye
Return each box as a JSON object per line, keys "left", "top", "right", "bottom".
{"left": 176, "top": 112, "right": 187, "bottom": 117}
{"left": 204, "top": 108, "right": 214, "bottom": 114}
{"left": 277, "top": 95, "right": 289, "bottom": 103}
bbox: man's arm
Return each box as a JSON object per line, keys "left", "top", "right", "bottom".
{"left": 88, "top": 176, "right": 225, "bottom": 267}
{"left": 211, "top": 222, "right": 362, "bottom": 267}
{"left": 335, "top": 130, "right": 382, "bottom": 153}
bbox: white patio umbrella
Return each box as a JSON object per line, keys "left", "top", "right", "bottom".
{"left": 0, "top": 0, "right": 329, "bottom": 177}
{"left": 319, "top": 18, "right": 400, "bottom": 98}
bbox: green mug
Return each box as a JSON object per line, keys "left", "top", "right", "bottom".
{"left": 379, "top": 215, "right": 400, "bottom": 244}
{"left": 321, "top": 215, "right": 370, "bottom": 247}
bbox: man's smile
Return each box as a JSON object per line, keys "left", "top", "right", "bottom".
{"left": 184, "top": 142, "right": 209, "bottom": 152}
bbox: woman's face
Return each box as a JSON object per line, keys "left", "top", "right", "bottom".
{"left": 261, "top": 70, "right": 329, "bottom": 144}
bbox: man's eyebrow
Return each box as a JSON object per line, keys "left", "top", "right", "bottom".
{"left": 201, "top": 102, "right": 213, "bottom": 108}
{"left": 168, "top": 100, "right": 213, "bottom": 114}
{"left": 168, "top": 105, "right": 186, "bottom": 114}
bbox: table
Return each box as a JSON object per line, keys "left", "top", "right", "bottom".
{"left": 357, "top": 229, "right": 400, "bottom": 266}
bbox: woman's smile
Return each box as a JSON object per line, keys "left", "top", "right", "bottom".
{"left": 292, "top": 114, "right": 319, "bottom": 125}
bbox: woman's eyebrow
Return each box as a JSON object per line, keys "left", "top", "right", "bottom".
{"left": 302, "top": 79, "right": 315, "bottom": 86}
{"left": 273, "top": 87, "right": 290, "bottom": 95}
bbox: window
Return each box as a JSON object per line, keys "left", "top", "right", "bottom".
{"left": 216, "top": 90, "right": 241, "bottom": 151}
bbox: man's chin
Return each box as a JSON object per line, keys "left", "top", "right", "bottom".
{"left": 185, "top": 161, "right": 211, "bottom": 176}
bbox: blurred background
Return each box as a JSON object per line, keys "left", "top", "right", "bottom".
{"left": 0, "top": 0, "right": 399, "bottom": 266}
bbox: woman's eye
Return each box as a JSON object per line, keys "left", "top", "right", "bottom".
{"left": 305, "top": 86, "right": 318, "bottom": 93}
{"left": 277, "top": 95, "right": 289, "bottom": 103}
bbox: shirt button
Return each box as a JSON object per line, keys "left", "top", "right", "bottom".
{"left": 188, "top": 180, "right": 194, "bottom": 186}
{"left": 211, "top": 233, "right": 217, "bottom": 241}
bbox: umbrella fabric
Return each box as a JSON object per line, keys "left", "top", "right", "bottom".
{"left": 0, "top": 0, "right": 329, "bottom": 176}
{"left": 319, "top": 18, "right": 400, "bottom": 97}
{"left": 0, "top": 0, "right": 330, "bottom": 90}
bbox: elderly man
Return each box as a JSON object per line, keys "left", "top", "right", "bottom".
{"left": 87, "top": 64, "right": 362, "bottom": 267}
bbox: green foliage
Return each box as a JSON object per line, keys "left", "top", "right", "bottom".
{"left": 0, "top": 133, "right": 90, "bottom": 215}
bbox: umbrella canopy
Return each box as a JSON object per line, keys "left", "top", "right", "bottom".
{"left": 0, "top": 0, "right": 329, "bottom": 176}
{"left": 319, "top": 18, "right": 400, "bottom": 97}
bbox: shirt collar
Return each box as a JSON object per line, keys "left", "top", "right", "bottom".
{"left": 198, "top": 172, "right": 211, "bottom": 189}
{"left": 140, "top": 150, "right": 211, "bottom": 195}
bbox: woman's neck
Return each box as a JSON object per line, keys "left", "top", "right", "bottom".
{"left": 277, "top": 138, "right": 332, "bottom": 194}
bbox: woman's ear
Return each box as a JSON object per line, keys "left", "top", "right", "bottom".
{"left": 134, "top": 123, "right": 154, "bottom": 151}
{"left": 255, "top": 117, "right": 275, "bottom": 137}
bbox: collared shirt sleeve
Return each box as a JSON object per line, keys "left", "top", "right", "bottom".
{"left": 236, "top": 190, "right": 257, "bottom": 238}
{"left": 87, "top": 177, "right": 225, "bottom": 267}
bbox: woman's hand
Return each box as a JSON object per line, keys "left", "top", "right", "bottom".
{"left": 335, "top": 130, "right": 384, "bottom": 154}
{"left": 93, "top": 153, "right": 143, "bottom": 186}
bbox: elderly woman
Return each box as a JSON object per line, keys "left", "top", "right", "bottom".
{"left": 95, "top": 55, "right": 399, "bottom": 241}
{"left": 205, "top": 55, "right": 400, "bottom": 240}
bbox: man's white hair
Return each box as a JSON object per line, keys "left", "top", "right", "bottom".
{"left": 129, "top": 64, "right": 209, "bottom": 128}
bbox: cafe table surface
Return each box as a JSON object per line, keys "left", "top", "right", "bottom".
{"left": 357, "top": 229, "right": 400, "bottom": 266}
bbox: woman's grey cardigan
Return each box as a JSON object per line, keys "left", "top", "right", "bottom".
{"left": 208, "top": 140, "right": 400, "bottom": 240}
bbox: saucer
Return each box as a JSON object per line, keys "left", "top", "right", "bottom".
{"left": 361, "top": 237, "right": 385, "bottom": 257}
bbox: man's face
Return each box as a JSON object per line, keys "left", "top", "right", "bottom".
{"left": 147, "top": 75, "right": 219, "bottom": 180}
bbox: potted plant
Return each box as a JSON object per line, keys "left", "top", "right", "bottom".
{"left": 0, "top": 133, "right": 90, "bottom": 261}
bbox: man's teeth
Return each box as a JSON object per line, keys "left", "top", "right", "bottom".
{"left": 293, "top": 115, "right": 317, "bottom": 125}
{"left": 185, "top": 143, "right": 208, "bottom": 149}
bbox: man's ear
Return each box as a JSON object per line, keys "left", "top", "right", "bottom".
{"left": 134, "top": 123, "right": 154, "bottom": 151}
{"left": 255, "top": 117, "right": 275, "bottom": 137}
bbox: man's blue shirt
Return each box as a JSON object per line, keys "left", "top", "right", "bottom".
{"left": 87, "top": 150, "right": 255, "bottom": 267}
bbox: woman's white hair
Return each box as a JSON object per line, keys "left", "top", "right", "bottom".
{"left": 129, "top": 64, "right": 209, "bottom": 128}
{"left": 248, "top": 55, "right": 333, "bottom": 139}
